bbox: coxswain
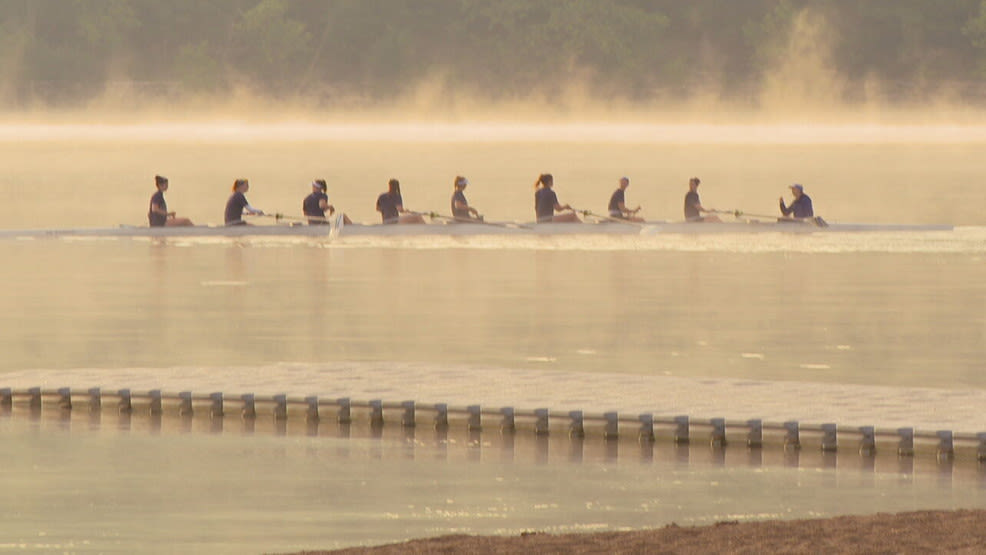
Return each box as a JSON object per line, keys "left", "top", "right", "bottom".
{"left": 607, "top": 176, "right": 644, "bottom": 222}
{"left": 148, "top": 175, "right": 193, "bottom": 227}
{"left": 224, "top": 178, "right": 264, "bottom": 225}
{"left": 779, "top": 184, "right": 814, "bottom": 219}
{"left": 534, "top": 173, "right": 580, "bottom": 223}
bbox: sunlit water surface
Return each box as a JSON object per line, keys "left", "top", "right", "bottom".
{"left": 2, "top": 414, "right": 985, "bottom": 554}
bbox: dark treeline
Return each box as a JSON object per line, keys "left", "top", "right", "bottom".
{"left": 3, "top": 0, "right": 986, "bottom": 108}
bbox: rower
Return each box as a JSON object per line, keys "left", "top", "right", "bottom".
{"left": 608, "top": 176, "right": 644, "bottom": 222}
{"left": 683, "top": 177, "right": 720, "bottom": 222}
{"left": 779, "top": 184, "right": 814, "bottom": 220}
{"left": 451, "top": 176, "right": 482, "bottom": 222}
{"left": 148, "top": 175, "right": 193, "bottom": 227}
{"left": 224, "top": 178, "right": 264, "bottom": 225}
{"left": 303, "top": 179, "right": 351, "bottom": 225}
{"left": 534, "top": 173, "right": 580, "bottom": 223}
{"left": 375, "top": 178, "right": 425, "bottom": 224}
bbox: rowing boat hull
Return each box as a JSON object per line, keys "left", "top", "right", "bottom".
{"left": 0, "top": 220, "right": 954, "bottom": 239}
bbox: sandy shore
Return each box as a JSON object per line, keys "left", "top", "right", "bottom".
{"left": 294, "top": 510, "right": 986, "bottom": 554}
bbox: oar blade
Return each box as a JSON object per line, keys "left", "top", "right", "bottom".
{"left": 329, "top": 212, "right": 345, "bottom": 239}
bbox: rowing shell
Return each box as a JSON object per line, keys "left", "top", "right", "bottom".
{"left": 0, "top": 219, "right": 954, "bottom": 240}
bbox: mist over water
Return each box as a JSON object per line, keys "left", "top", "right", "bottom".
{"left": 1, "top": 121, "right": 983, "bottom": 227}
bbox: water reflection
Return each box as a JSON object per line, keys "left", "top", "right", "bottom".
{"left": 2, "top": 239, "right": 982, "bottom": 390}
{"left": 19, "top": 407, "right": 985, "bottom": 475}
{"left": 2, "top": 406, "right": 985, "bottom": 553}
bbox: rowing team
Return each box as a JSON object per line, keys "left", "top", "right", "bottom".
{"left": 147, "top": 173, "right": 815, "bottom": 227}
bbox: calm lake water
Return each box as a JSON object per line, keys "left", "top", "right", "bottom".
{"left": 2, "top": 412, "right": 985, "bottom": 554}
{"left": 0, "top": 122, "right": 984, "bottom": 552}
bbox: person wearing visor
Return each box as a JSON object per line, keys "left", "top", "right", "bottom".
{"left": 779, "top": 184, "right": 814, "bottom": 219}
{"left": 303, "top": 179, "right": 351, "bottom": 225}
{"left": 148, "top": 175, "right": 193, "bottom": 227}
{"left": 450, "top": 176, "right": 482, "bottom": 222}
{"left": 224, "top": 178, "right": 264, "bottom": 225}
{"left": 607, "top": 176, "right": 643, "bottom": 222}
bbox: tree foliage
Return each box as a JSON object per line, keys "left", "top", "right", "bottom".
{"left": 1, "top": 0, "right": 985, "bottom": 107}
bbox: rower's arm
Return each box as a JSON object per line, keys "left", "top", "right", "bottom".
{"left": 455, "top": 199, "right": 479, "bottom": 217}
{"left": 617, "top": 201, "right": 641, "bottom": 215}
{"left": 779, "top": 198, "right": 792, "bottom": 216}
{"left": 150, "top": 201, "right": 175, "bottom": 218}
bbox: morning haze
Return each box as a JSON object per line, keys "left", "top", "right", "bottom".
{"left": 3, "top": 1, "right": 986, "bottom": 116}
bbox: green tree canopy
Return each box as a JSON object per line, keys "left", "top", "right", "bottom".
{"left": 1, "top": 0, "right": 985, "bottom": 108}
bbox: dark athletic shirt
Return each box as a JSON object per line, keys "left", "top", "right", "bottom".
{"left": 451, "top": 190, "right": 469, "bottom": 219}
{"left": 684, "top": 190, "right": 701, "bottom": 221}
{"left": 780, "top": 194, "right": 814, "bottom": 218}
{"left": 535, "top": 187, "right": 558, "bottom": 222}
{"left": 303, "top": 191, "right": 328, "bottom": 219}
{"left": 225, "top": 191, "right": 249, "bottom": 225}
{"left": 608, "top": 189, "right": 625, "bottom": 217}
{"left": 148, "top": 190, "right": 167, "bottom": 227}
{"left": 376, "top": 192, "right": 402, "bottom": 223}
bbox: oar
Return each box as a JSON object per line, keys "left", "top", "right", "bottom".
{"left": 425, "top": 212, "right": 531, "bottom": 229}
{"left": 576, "top": 209, "right": 645, "bottom": 226}
{"left": 270, "top": 213, "right": 332, "bottom": 224}
{"left": 275, "top": 212, "right": 347, "bottom": 236}
{"left": 248, "top": 213, "right": 305, "bottom": 225}
{"left": 255, "top": 213, "right": 344, "bottom": 235}
{"left": 224, "top": 212, "right": 279, "bottom": 225}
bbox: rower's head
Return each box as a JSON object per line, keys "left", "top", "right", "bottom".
{"left": 312, "top": 179, "right": 327, "bottom": 192}
{"left": 689, "top": 177, "right": 700, "bottom": 191}
{"left": 233, "top": 178, "right": 249, "bottom": 192}
{"left": 534, "top": 173, "right": 553, "bottom": 189}
{"left": 155, "top": 175, "right": 169, "bottom": 191}
{"left": 790, "top": 183, "right": 804, "bottom": 197}
{"left": 388, "top": 178, "right": 401, "bottom": 195}
{"left": 454, "top": 176, "right": 468, "bottom": 190}
{"left": 619, "top": 176, "right": 630, "bottom": 189}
